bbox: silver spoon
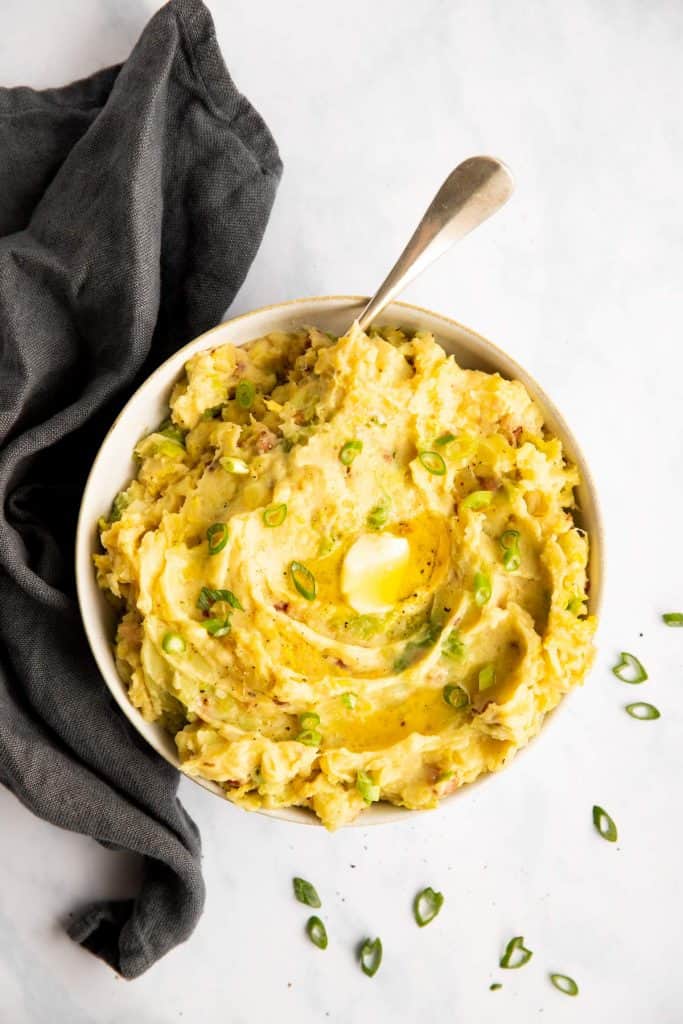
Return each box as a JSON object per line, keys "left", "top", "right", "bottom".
{"left": 355, "top": 156, "right": 514, "bottom": 333}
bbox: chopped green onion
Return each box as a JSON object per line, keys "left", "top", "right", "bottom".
{"left": 339, "top": 439, "right": 363, "bottom": 465}
{"left": 296, "top": 729, "right": 322, "bottom": 746}
{"left": 202, "top": 404, "right": 224, "bottom": 420}
{"left": 154, "top": 437, "right": 186, "bottom": 458}
{"left": 413, "top": 887, "right": 444, "bottom": 927}
{"left": 662, "top": 612, "right": 683, "bottom": 627}
{"left": 161, "top": 631, "right": 186, "bottom": 654}
{"left": 550, "top": 974, "right": 579, "bottom": 996}
{"left": 611, "top": 652, "right": 647, "bottom": 684}
{"left": 235, "top": 380, "right": 256, "bottom": 409}
{"left": 441, "top": 631, "right": 465, "bottom": 659}
{"left": 202, "top": 617, "right": 231, "bottom": 637}
{"left": 473, "top": 570, "right": 492, "bottom": 606}
{"left": 592, "top": 804, "right": 618, "bottom": 842}
{"left": 220, "top": 455, "right": 250, "bottom": 475}
{"left": 299, "top": 711, "right": 320, "bottom": 730}
{"left": 293, "top": 877, "right": 321, "bottom": 908}
{"left": 341, "top": 692, "right": 358, "bottom": 710}
{"left": 263, "top": 503, "right": 287, "bottom": 527}
{"left": 478, "top": 664, "right": 496, "bottom": 691}
{"left": 443, "top": 684, "right": 469, "bottom": 709}
{"left": 625, "top": 702, "right": 660, "bottom": 720}
{"left": 490, "top": 983, "right": 502, "bottom": 991}
{"left": 306, "top": 916, "right": 328, "bottom": 950}
{"left": 289, "top": 561, "right": 317, "bottom": 601}
{"left": 197, "top": 587, "right": 243, "bottom": 612}
{"left": 359, "top": 937, "right": 382, "bottom": 977}
{"left": 367, "top": 503, "right": 389, "bottom": 530}
{"left": 500, "top": 936, "right": 533, "bottom": 969}
{"left": 356, "top": 770, "right": 380, "bottom": 804}
{"left": 108, "top": 492, "right": 129, "bottom": 523}
{"left": 158, "top": 419, "right": 186, "bottom": 446}
{"left": 418, "top": 450, "right": 446, "bottom": 476}
{"left": 499, "top": 529, "right": 521, "bottom": 572}
{"left": 462, "top": 490, "right": 493, "bottom": 510}
{"left": 206, "top": 522, "right": 229, "bottom": 555}
{"left": 434, "top": 432, "right": 456, "bottom": 447}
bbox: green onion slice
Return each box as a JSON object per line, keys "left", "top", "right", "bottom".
{"left": 197, "top": 587, "right": 243, "bottom": 612}
{"left": 592, "top": 804, "right": 618, "bottom": 842}
{"left": 478, "top": 663, "right": 496, "bottom": 691}
{"left": 109, "top": 492, "right": 129, "bottom": 523}
{"left": 296, "top": 729, "right": 322, "bottom": 746}
{"left": 443, "top": 684, "right": 469, "bottom": 709}
{"left": 418, "top": 450, "right": 446, "bottom": 476}
{"left": 206, "top": 522, "right": 229, "bottom": 555}
{"left": 339, "top": 439, "right": 363, "bottom": 465}
{"left": 611, "top": 651, "right": 647, "bottom": 684}
{"left": 293, "top": 877, "right": 321, "bottom": 908}
{"left": 662, "top": 612, "right": 683, "bottom": 627}
{"left": 499, "top": 529, "right": 521, "bottom": 572}
{"left": 158, "top": 419, "right": 186, "bottom": 447}
{"left": 306, "top": 915, "right": 328, "bottom": 950}
{"left": 299, "top": 711, "right": 320, "bottom": 730}
{"left": 359, "top": 937, "right": 382, "bottom": 977}
{"left": 500, "top": 936, "right": 533, "bottom": 969}
{"left": 413, "top": 887, "right": 444, "bottom": 927}
{"left": 161, "top": 631, "right": 186, "bottom": 654}
{"left": 356, "top": 770, "right": 380, "bottom": 804}
{"left": 367, "top": 503, "right": 389, "bottom": 530}
{"left": 289, "top": 561, "right": 317, "bottom": 601}
{"left": 550, "top": 973, "right": 579, "bottom": 996}
{"left": 434, "top": 432, "right": 456, "bottom": 447}
{"left": 235, "top": 380, "right": 256, "bottom": 409}
{"left": 473, "top": 570, "right": 492, "bottom": 606}
{"left": 442, "top": 631, "right": 465, "bottom": 659}
{"left": 220, "top": 455, "right": 250, "bottom": 475}
{"left": 263, "top": 503, "right": 287, "bottom": 527}
{"left": 462, "top": 490, "right": 493, "bottom": 510}
{"left": 625, "top": 702, "right": 660, "bottom": 720}
{"left": 202, "top": 617, "right": 231, "bottom": 637}
{"left": 341, "top": 692, "right": 358, "bottom": 710}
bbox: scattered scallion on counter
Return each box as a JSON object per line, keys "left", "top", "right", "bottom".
{"left": 473, "top": 570, "right": 492, "bottom": 606}
{"left": 592, "top": 804, "right": 618, "bottom": 842}
{"left": 443, "top": 684, "right": 469, "bottom": 709}
{"left": 220, "top": 455, "right": 250, "bottom": 475}
{"left": 418, "top": 449, "right": 446, "bottom": 476}
{"left": 550, "top": 973, "right": 579, "bottom": 996}
{"left": 356, "top": 770, "right": 380, "bottom": 804}
{"left": 359, "top": 937, "right": 382, "bottom": 977}
{"left": 235, "top": 380, "right": 256, "bottom": 409}
{"left": 478, "top": 664, "right": 496, "bottom": 691}
{"left": 263, "top": 503, "right": 287, "bottom": 527}
{"left": 413, "top": 887, "right": 444, "bottom": 927}
{"left": 625, "top": 702, "right": 660, "bottom": 720}
{"left": 161, "top": 631, "right": 185, "bottom": 654}
{"left": 662, "top": 612, "right": 683, "bottom": 626}
{"left": 462, "top": 490, "right": 493, "bottom": 510}
{"left": 306, "top": 916, "right": 328, "bottom": 950}
{"left": 290, "top": 561, "right": 317, "bottom": 601}
{"left": 434, "top": 432, "right": 456, "bottom": 447}
{"left": 206, "top": 522, "right": 228, "bottom": 554}
{"left": 341, "top": 692, "right": 358, "bottom": 710}
{"left": 339, "top": 439, "right": 363, "bottom": 465}
{"left": 499, "top": 529, "right": 521, "bottom": 572}
{"left": 293, "top": 877, "right": 321, "bottom": 908}
{"left": 611, "top": 652, "right": 647, "bottom": 683}
{"left": 499, "top": 936, "right": 533, "bottom": 969}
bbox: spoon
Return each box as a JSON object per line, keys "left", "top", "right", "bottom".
{"left": 355, "top": 156, "right": 514, "bottom": 333}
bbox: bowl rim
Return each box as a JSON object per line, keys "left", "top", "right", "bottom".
{"left": 75, "top": 294, "right": 604, "bottom": 828}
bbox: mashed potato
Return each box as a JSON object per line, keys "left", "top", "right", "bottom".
{"left": 96, "top": 324, "right": 595, "bottom": 829}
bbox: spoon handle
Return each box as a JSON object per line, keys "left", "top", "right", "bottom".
{"left": 356, "top": 156, "right": 514, "bottom": 333}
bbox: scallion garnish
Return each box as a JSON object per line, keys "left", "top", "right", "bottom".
{"left": 356, "top": 770, "right": 380, "bottom": 804}
{"left": 443, "top": 684, "right": 469, "bottom": 709}
{"left": 220, "top": 455, "right": 250, "bottom": 475}
{"left": 418, "top": 450, "right": 446, "bottom": 476}
{"left": 367, "top": 502, "right": 389, "bottom": 530}
{"left": 611, "top": 652, "right": 647, "bottom": 684}
{"left": 339, "top": 439, "right": 363, "bottom": 465}
{"left": 359, "top": 937, "right": 382, "bottom": 977}
{"left": 662, "top": 612, "right": 683, "bottom": 627}
{"left": 473, "top": 570, "right": 492, "bottom": 606}
{"left": 306, "top": 916, "right": 328, "bottom": 950}
{"left": 293, "top": 877, "right": 321, "bottom": 908}
{"left": 500, "top": 936, "right": 533, "bottom": 969}
{"left": 441, "top": 631, "right": 465, "bottom": 659}
{"left": 341, "top": 692, "right": 358, "bottom": 710}
{"left": 499, "top": 529, "right": 521, "bottom": 572}
{"left": 413, "top": 887, "right": 444, "bottom": 927}
{"left": 161, "top": 631, "right": 186, "bottom": 654}
{"left": 296, "top": 729, "right": 322, "bottom": 746}
{"left": 108, "top": 492, "right": 129, "bottom": 523}
{"left": 299, "top": 711, "right": 320, "bottom": 730}
{"left": 462, "top": 490, "right": 493, "bottom": 510}
{"left": 434, "top": 432, "right": 456, "bottom": 447}
{"left": 550, "top": 973, "right": 579, "bottom": 996}
{"left": 197, "top": 587, "right": 243, "bottom": 612}
{"left": 206, "top": 522, "right": 228, "bottom": 555}
{"left": 478, "top": 664, "right": 496, "bottom": 690}
{"left": 263, "top": 503, "right": 287, "bottom": 527}
{"left": 202, "top": 617, "right": 231, "bottom": 637}
{"left": 158, "top": 419, "right": 186, "bottom": 447}
{"left": 592, "top": 804, "right": 618, "bottom": 842}
{"left": 625, "top": 702, "right": 660, "bottom": 720}
{"left": 235, "top": 380, "right": 256, "bottom": 409}
{"left": 289, "top": 561, "right": 317, "bottom": 601}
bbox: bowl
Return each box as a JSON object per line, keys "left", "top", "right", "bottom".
{"left": 75, "top": 296, "right": 604, "bottom": 826}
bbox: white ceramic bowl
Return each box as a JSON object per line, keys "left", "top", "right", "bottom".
{"left": 76, "top": 296, "right": 603, "bottom": 826}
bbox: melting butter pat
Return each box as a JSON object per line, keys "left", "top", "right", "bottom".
{"left": 341, "top": 533, "right": 410, "bottom": 614}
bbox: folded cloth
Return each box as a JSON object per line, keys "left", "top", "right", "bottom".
{"left": 0, "top": 0, "right": 281, "bottom": 978}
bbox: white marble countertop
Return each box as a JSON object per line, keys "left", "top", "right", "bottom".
{"left": 2, "top": 2, "right": 682, "bottom": 1021}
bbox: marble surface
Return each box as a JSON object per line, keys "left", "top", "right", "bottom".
{"left": 2, "top": 1, "right": 683, "bottom": 1021}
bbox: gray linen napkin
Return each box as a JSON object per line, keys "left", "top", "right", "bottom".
{"left": 0, "top": 0, "right": 282, "bottom": 978}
